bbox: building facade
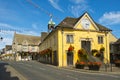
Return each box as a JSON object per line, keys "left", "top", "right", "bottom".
{"left": 39, "top": 12, "right": 112, "bottom": 67}
{"left": 112, "top": 39, "right": 120, "bottom": 58}
{"left": 0, "top": 45, "right": 13, "bottom": 60}
{"left": 12, "top": 33, "right": 41, "bottom": 61}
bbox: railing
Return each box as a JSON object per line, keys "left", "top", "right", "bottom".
{"left": 84, "top": 48, "right": 116, "bottom": 72}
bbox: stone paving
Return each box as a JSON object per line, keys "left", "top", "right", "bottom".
{"left": 62, "top": 64, "right": 120, "bottom": 74}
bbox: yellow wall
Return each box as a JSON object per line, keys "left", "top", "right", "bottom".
{"left": 57, "top": 28, "right": 110, "bottom": 67}
{"left": 39, "top": 13, "right": 111, "bottom": 67}
{"left": 39, "top": 29, "right": 110, "bottom": 67}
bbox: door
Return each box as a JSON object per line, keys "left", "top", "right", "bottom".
{"left": 67, "top": 52, "right": 73, "bottom": 66}
{"left": 81, "top": 41, "right": 91, "bottom": 53}
{"left": 53, "top": 51, "right": 58, "bottom": 66}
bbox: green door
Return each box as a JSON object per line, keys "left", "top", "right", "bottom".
{"left": 81, "top": 41, "right": 91, "bottom": 53}
{"left": 67, "top": 52, "right": 73, "bottom": 66}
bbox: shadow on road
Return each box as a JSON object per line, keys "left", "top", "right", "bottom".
{"left": 0, "top": 62, "right": 19, "bottom": 80}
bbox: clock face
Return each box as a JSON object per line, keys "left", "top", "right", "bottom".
{"left": 81, "top": 18, "right": 90, "bottom": 29}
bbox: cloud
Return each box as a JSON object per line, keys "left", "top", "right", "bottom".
{"left": 70, "top": 0, "right": 85, "bottom": 4}
{"left": 0, "top": 30, "right": 14, "bottom": 49}
{"left": 0, "top": 23, "right": 40, "bottom": 49}
{"left": 69, "top": 4, "right": 88, "bottom": 17}
{"left": 0, "top": 34, "right": 14, "bottom": 49}
{"left": 0, "top": 23, "right": 26, "bottom": 33}
{"left": 22, "top": 30, "right": 40, "bottom": 36}
{"left": 0, "top": 23, "right": 18, "bottom": 49}
{"left": 99, "top": 11, "right": 120, "bottom": 25}
{"left": 32, "top": 23, "right": 38, "bottom": 30}
{"left": 48, "top": 0, "right": 64, "bottom": 12}
{"left": 68, "top": 0, "right": 90, "bottom": 17}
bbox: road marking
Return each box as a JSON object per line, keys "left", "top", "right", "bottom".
{"left": 66, "top": 75, "right": 78, "bottom": 80}
{"left": 18, "top": 63, "right": 23, "bottom": 64}
{"left": 39, "top": 67, "right": 45, "bottom": 70}
{"left": 100, "top": 74, "right": 120, "bottom": 78}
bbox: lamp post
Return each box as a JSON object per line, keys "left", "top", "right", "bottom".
{"left": 13, "top": 42, "right": 17, "bottom": 61}
{"left": 0, "top": 37, "right": 3, "bottom": 59}
{"left": 0, "top": 37, "right": 3, "bottom": 41}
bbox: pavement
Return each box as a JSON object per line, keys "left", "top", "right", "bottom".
{"left": 60, "top": 64, "right": 120, "bottom": 75}
{"left": 0, "top": 61, "right": 27, "bottom": 80}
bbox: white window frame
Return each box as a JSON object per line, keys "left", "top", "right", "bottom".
{"left": 66, "top": 34, "right": 74, "bottom": 43}
{"left": 98, "top": 36, "right": 104, "bottom": 44}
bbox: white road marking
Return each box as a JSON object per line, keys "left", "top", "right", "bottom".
{"left": 18, "top": 62, "right": 32, "bottom": 67}
{"left": 39, "top": 67, "right": 45, "bottom": 70}
{"left": 66, "top": 75, "right": 78, "bottom": 80}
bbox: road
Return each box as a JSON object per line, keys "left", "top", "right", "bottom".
{"left": 5, "top": 61, "right": 120, "bottom": 80}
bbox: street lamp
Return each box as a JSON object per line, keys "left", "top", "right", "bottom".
{"left": 0, "top": 37, "right": 3, "bottom": 41}
{"left": 13, "top": 42, "right": 17, "bottom": 61}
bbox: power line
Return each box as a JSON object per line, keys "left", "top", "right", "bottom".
{"left": 26, "top": 0, "right": 62, "bottom": 21}
{"left": 26, "top": 0, "right": 75, "bottom": 29}
{"left": 26, "top": 0, "right": 51, "bottom": 17}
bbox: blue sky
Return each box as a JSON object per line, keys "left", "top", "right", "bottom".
{"left": 0, "top": 0, "right": 120, "bottom": 49}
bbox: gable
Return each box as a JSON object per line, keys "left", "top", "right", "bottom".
{"left": 74, "top": 13, "right": 99, "bottom": 31}
{"left": 109, "top": 32, "right": 117, "bottom": 43}
{"left": 22, "top": 40, "right": 28, "bottom": 45}
{"left": 57, "top": 12, "right": 111, "bottom": 31}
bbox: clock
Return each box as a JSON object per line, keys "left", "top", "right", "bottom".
{"left": 81, "top": 18, "right": 90, "bottom": 29}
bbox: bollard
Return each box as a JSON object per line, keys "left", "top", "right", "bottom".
{"left": 110, "top": 63, "right": 112, "bottom": 72}
{"left": 105, "top": 64, "right": 107, "bottom": 72}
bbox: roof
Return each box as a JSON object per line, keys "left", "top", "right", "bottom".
{"left": 14, "top": 33, "right": 41, "bottom": 45}
{"left": 57, "top": 17, "right": 78, "bottom": 28}
{"left": 57, "top": 13, "right": 112, "bottom": 31}
{"left": 5, "top": 45, "right": 12, "bottom": 51}
{"left": 40, "top": 12, "right": 112, "bottom": 44}
{"left": 114, "top": 38, "right": 120, "bottom": 44}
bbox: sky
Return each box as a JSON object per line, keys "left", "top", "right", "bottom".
{"left": 0, "top": 0, "right": 120, "bottom": 49}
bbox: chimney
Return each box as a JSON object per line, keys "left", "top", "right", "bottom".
{"left": 41, "top": 32, "right": 48, "bottom": 42}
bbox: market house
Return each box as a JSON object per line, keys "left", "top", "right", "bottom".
{"left": 39, "top": 12, "right": 112, "bottom": 67}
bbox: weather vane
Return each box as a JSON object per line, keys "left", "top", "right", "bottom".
{"left": 48, "top": 14, "right": 55, "bottom": 33}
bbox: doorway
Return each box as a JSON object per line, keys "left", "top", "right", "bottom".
{"left": 53, "top": 51, "right": 58, "bottom": 66}
{"left": 81, "top": 41, "right": 91, "bottom": 53}
{"left": 67, "top": 52, "right": 73, "bottom": 66}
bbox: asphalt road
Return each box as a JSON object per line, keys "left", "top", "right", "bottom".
{"left": 6, "top": 61, "right": 120, "bottom": 80}
{"left": 0, "top": 61, "right": 26, "bottom": 80}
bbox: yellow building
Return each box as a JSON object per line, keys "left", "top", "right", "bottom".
{"left": 39, "top": 12, "right": 112, "bottom": 67}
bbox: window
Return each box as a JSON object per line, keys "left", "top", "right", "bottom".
{"left": 98, "top": 36, "right": 103, "bottom": 44}
{"left": 31, "top": 46, "right": 35, "bottom": 51}
{"left": 66, "top": 35, "right": 74, "bottom": 43}
{"left": 22, "top": 45, "right": 28, "bottom": 51}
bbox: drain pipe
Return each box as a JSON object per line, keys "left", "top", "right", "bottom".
{"left": 62, "top": 29, "right": 64, "bottom": 67}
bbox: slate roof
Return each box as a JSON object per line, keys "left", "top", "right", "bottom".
{"left": 114, "top": 38, "right": 120, "bottom": 44}
{"left": 14, "top": 33, "right": 41, "bottom": 45}
{"left": 40, "top": 12, "right": 112, "bottom": 44}
{"left": 57, "top": 14, "right": 112, "bottom": 31}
